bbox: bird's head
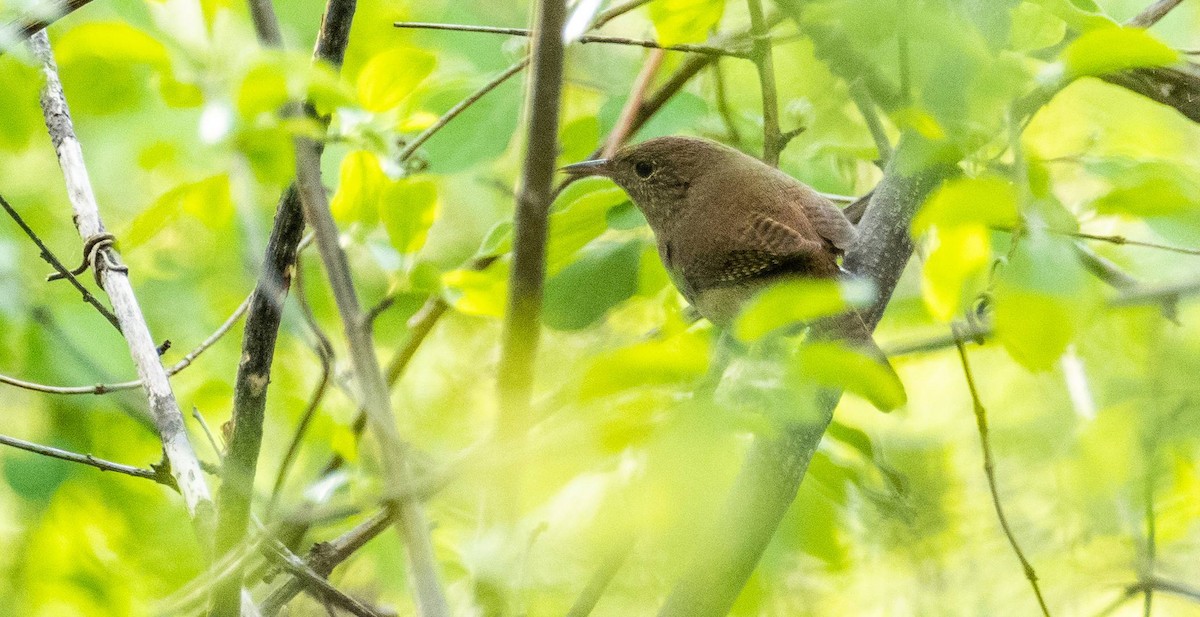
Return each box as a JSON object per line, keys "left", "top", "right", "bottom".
{"left": 561, "top": 136, "right": 741, "bottom": 222}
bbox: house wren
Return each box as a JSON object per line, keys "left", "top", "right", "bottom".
{"left": 562, "top": 135, "right": 891, "bottom": 368}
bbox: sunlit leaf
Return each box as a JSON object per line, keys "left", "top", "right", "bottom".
{"left": 648, "top": 0, "right": 725, "bottom": 45}
{"left": 236, "top": 62, "right": 290, "bottom": 117}
{"left": 357, "top": 47, "right": 437, "bottom": 112}
{"left": 1060, "top": 27, "right": 1178, "bottom": 80}
{"left": 921, "top": 225, "right": 992, "bottom": 321}
{"left": 733, "top": 278, "right": 876, "bottom": 342}
{"left": 912, "top": 175, "right": 1019, "bottom": 234}
{"left": 1088, "top": 159, "right": 1200, "bottom": 217}
{"left": 442, "top": 262, "right": 508, "bottom": 317}
{"left": 330, "top": 150, "right": 385, "bottom": 226}
{"left": 1030, "top": 0, "right": 1116, "bottom": 32}
{"left": 548, "top": 186, "right": 630, "bottom": 274}
{"left": 381, "top": 176, "right": 439, "bottom": 255}
{"left": 580, "top": 333, "right": 711, "bottom": 399}
{"left": 123, "top": 175, "right": 232, "bottom": 247}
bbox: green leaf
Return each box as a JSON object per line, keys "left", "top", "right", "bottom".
{"left": 580, "top": 333, "right": 711, "bottom": 399}
{"left": 921, "top": 225, "right": 992, "bottom": 321}
{"left": 236, "top": 125, "right": 295, "bottom": 185}
{"left": 442, "top": 261, "right": 508, "bottom": 317}
{"left": 1030, "top": 0, "right": 1116, "bottom": 32}
{"left": 1010, "top": 2, "right": 1067, "bottom": 51}
{"left": 417, "top": 78, "right": 522, "bottom": 172}
{"left": 547, "top": 187, "right": 630, "bottom": 274}
{"left": 357, "top": 47, "right": 436, "bottom": 112}
{"left": 648, "top": 0, "right": 725, "bottom": 45}
{"left": 1060, "top": 27, "right": 1178, "bottom": 80}
{"left": 330, "top": 150, "right": 385, "bottom": 226}
{"left": 544, "top": 240, "right": 641, "bottom": 331}
{"left": 912, "top": 175, "right": 1019, "bottom": 234}
{"left": 236, "top": 62, "right": 290, "bottom": 118}
{"left": 53, "top": 22, "right": 170, "bottom": 68}
{"left": 733, "top": 278, "right": 876, "bottom": 343}
{"left": 380, "top": 177, "right": 439, "bottom": 255}
{"left": 1089, "top": 159, "right": 1200, "bottom": 217}
{"left": 793, "top": 342, "right": 907, "bottom": 411}
{"left": 123, "top": 175, "right": 232, "bottom": 247}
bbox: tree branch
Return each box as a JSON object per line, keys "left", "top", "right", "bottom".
{"left": 209, "top": 0, "right": 359, "bottom": 614}
{"left": 394, "top": 22, "right": 748, "bottom": 57}
{"left": 1126, "top": 0, "right": 1186, "bottom": 28}
{"left": 28, "top": 28, "right": 215, "bottom": 531}
{"left": 658, "top": 134, "right": 951, "bottom": 616}
{"left": 495, "top": 0, "right": 567, "bottom": 496}
{"left": 1, "top": 0, "right": 96, "bottom": 54}
{"left": 0, "top": 432, "right": 169, "bottom": 484}
{"left": 747, "top": 0, "right": 785, "bottom": 165}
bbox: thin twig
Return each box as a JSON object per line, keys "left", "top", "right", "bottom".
{"left": 604, "top": 48, "right": 665, "bottom": 158}
{"left": 0, "top": 294, "right": 249, "bottom": 395}
{"left": 268, "top": 256, "right": 335, "bottom": 507}
{"left": 29, "top": 30, "right": 214, "bottom": 529}
{"left": 711, "top": 62, "right": 743, "bottom": 146}
{"left": 260, "top": 532, "right": 385, "bottom": 617}
{"left": 953, "top": 333, "right": 1052, "bottom": 617}
{"left": 747, "top": 0, "right": 785, "bottom": 165}
{"left": 849, "top": 81, "right": 892, "bottom": 167}
{"left": 394, "top": 22, "right": 748, "bottom": 57}
{"left": 0, "top": 433, "right": 168, "bottom": 484}
{"left": 0, "top": 193, "right": 120, "bottom": 329}
{"left": 1126, "top": 0, "right": 1186, "bottom": 28}
{"left": 1, "top": 0, "right": 96, "bottom": 54}
{"left": 993, "top": 225, "right": 1200, "bottom": 256}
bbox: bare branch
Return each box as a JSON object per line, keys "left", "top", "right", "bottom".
{"left": 0, "top": 433, "right": 168, "bottom": 484}
{"left": 210, "top": 0, "right": 360, "bottom": 614}
{"left": 28, "top": 29, "right": 215, "bottom": 529}
{"left": 495, "top": 0, "right": 567, "bottom": 495}
{"left": 747, "top": 0, "right": 784, "bottom": 165}
{"left": 0, "top": 192, "right": 120, "bottom": 329}
{"left": 0, "top": 294, "right": 249, "bottom": 395}
{"left": 1, "top": 0, "right": 96, "bottom": 54}
{"left": 604, "top": 48, "right": 665, "bottom": 158}
{"left": 1126, "top": 0, "right": 1186, "bottom": 28}
{"left": 394, "top": 22, "right": 748, "bottom": 57}
{"left": 954, "top": 333, "right": 1053, "bottom": 617}
{"left": 260, "top": 533, "right": 386, "bottom": 617}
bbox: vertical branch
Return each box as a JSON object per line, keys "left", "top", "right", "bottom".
{"left": 495, "top": 0, "right": 567, "bottom": 468}
{"left": 954, "top": 336, "right": 1052, "bottom": 617}
{"left": 27, "top": 31, "right": 215, "bottom": 529}
{"left": 603, "top": 48, "right": 664, "bottom": 158}
{"left": 209, "top": 1, "right": 358, "bottom": 615}
{"left": 746, "top": 0, "right": 783, "bottom": 165}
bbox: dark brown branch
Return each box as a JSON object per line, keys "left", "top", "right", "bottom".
{"left": 954, "top": 334, "right": 1053, "bottom": 616}
{"left": 0, "top": 433, "right": 169, "bottom": 484}
{"left": 394, "top": 22, "right": 748, "bottom": 57}
{"left": 495, "top": 0, "right": 567, "bottom": 484}
{"left": 261, "top": 534, "right": 385, "bottom": 617}
{"left": 209, "top": 1, "right": 359, "bottom": 615}
{"left": 0, "top": 193, "right": 120, "bottom": 329}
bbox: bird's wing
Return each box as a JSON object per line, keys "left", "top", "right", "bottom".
{"left": 685, "top": 214, "right": 836, "bottom": 290}
{"left": 802, "top": 195, "right": 858, "bottom": 253}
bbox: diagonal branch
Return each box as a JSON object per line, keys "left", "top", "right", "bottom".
{"left": 209, "top": 0, "right": 359, "bottom": 614}
{"left": 0, "top": 432, "right": 170, "bottom": 484}
{"left": 27, "top": 29, "right": 215, "bottom": 531}
{"left": 1, "top": 0, "right": 96, "bottom": 53}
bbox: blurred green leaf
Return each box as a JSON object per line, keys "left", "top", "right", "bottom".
{"left": 544, "top": 239, "right": 641, "bottom": 331}
{"left": 235, "top": 125, "right": 295, "bottom": 185}
{"left": 1060, "top": 27, "right": 1178, "bottom": 80}
{"left": 330, "top": 150, "right": 385, "bottom": 226}
{"left": 913, "top": 175, "right": 1019, "bottom": 234}
{"left": 793, "top": 342, "right": 907, "bottom": 411}
{"left": 123, "top": 175, "right": 232, "bottom": 247}
{"left": 381, "top": 176, "right": 439, "bottom": 256}
{"left": 580, "top": 333, "right": 710, "bottom": 399}
{"left": 236, "top": 62, "right": 290, "bottom": 118}
{"left": 442, "top": 261, "right": 508, "bottom": 317}
{"left": 357, "top": 47, "right": 437, "bottom": 112}
{"left": 1030, "top": 0, "right": 1116, "bottom": 32}
{"left": 733, "top": 278, "right": 875, "bottom": 342}
{"left": 548, "top": 186, "right": 629, "bottom": 274}
{"left": 1088, "top": 159, "right": 1200, "bottom": 217}
{"left": 648, "top": 0, "right": 725, "bottom": 46}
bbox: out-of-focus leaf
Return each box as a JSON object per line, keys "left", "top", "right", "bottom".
{"left": 236, "top": 62, "right": 290, "bottom": 118}
{"left": 330, "top": 150, "right": 385, "bottom": 226}
{"left": 1060, "top": 27, "right": 1178, "bottom": 80}
{"left": 1088, "top": 159, "right": 1200, "bottom": 217}
{"left": 793, "top": 342, "right": 907, "bottom": 411}
{"left": 648, "top": 0, "right": 725, "bottom": 45}
{"left": 157, "top": 74, "right": 204, "bottom": 108}
{"left": 1030, "top": 0, "right": 1116, "bottom": 32}
{"left": 560, "top": 115, "right": 600, "bottom": 165}
{"left": 544, "top": 239, "right": 641, "bottom": 330}
{"left": 357, "top": 47, "right": 436, "bottom": 112}
{"left": 380, "top": 176, "right": 439, "bottom": 255}
{"left": 1010, "top": 2, "right": 1067, "bottom": 51}
{"left": 912, "top": 175, "right": 1019, "bottom": 234}
{"left": 442, "top": 261, "right": 508, "bottom": 317}
{"left": 54, "top": 22, "right": 170, "bottom": 68}
{"left": 580, "top": 332, "right": 710, "bottom": 399}
{"left": 123, "top": 175, "right": 232, "bottom": 247}
{"left": 477, "top": 220, "right": 513, "bottom": 257}
{"left": 548, "top": 186, "right": 629, "bottom": 274}
{"left": 733, "top": 278, "right": 875, "bottom": 342}
{"left": 417, "top": 77, "right": 522, "bottom": 172}
{"left": 605, "top": 200, "right": 644, "bottom": 230}
{"left": 993, "top": 229, "right": 1091, "bottom": 370}
{"left": 236, "top": 125, "right": 295, "bottom": 185}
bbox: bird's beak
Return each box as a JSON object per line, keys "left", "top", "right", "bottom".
{"left": 560, "top": 158, "right": 610, "bottom": 178}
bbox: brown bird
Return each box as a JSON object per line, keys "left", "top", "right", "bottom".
{"left": 562, "top": 135, "right": 890, "bottom": 368}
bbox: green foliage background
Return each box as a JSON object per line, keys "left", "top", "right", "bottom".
{"left": 0, "top": 0, "right": 1198, "bottom": 615}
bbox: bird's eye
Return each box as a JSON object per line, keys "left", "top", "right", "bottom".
{"left": 634, "top": 160, "right": 654, "bottom": 179}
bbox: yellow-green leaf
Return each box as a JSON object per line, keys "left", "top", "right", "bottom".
{"left": 733, "top": 278, "right": 875, "bottom": 343}
{"left": 236, "top": 62, "right": 289, "bottom": 117}
{"left": 912, "top": 175, "right": 1019, "bottom": 235}
{"left": 356, "top": 47, "right": 436, "bottom": 112}
{"left": 54, "top": 22, "right": 170, "bottom": 68}
{"left": 1061, "top": 27, "right": 1178, "bottom": 80}
{"left": 648, "top": 0, "right": 725, "bottom": 46}
{"left": 330, "top": 150, "right": 385, "bottom": 226}
{"left": 921, "top": 225, "right": 991, "bottom": 322}
{"left": 442, "top": 262, "right": 508, "bottom": 317}
{"left": 380, "top": 177, "right": 439, "bottom": 255}
{"left": 993, "top": 287, "right": 1075, "bottom": 371}
{"left": 793, "top": 342, "right": 907, "bottom": 411}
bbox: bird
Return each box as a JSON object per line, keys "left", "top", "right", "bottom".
{"left": 561, "top": 135, "right": 892, "bottom": 371}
